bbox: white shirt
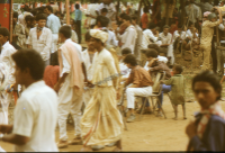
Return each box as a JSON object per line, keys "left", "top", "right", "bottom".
{"left": 119, "top": 62, "right": 130, "bottom": 79}
{"left": 26, "top": 27, "right": 53, "bottom": 61}
{"left": 97, "top": 3, "right": 116, "bottom": 20}
{"left": 173, "top": 30, "right": 187, "bottom": 43}
{"left": 86, "top": 3, "right": 99, "bottom": 25}
{"left": 0, "top": 41, "right": 16, "bottom": 85}
{"left": 46, "top": 14, "right": 61, "bottom": 34}
{"left": 159, "top": 32, "right": 172, "bottom": 45}
{"left": 142, "top": 29, "right": 158, "bottom": 49}
{"left": 186, "top": 29, "right": 199, "bottom": 38}
{"left": 106, "top": 29, "right": 118, "bottom": 47}
{"left": 119, "top": 25, "right": 137, "bottom": 53}
{"left": 82, "top": 49, "right": 97, "bottom": 81}
{"left": 13, "top": 81, "right": 58, "bottom": 152}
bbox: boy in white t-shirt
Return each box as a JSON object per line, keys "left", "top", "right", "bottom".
{"left": 0, "top": 49, "right": 58, "bottom": 152}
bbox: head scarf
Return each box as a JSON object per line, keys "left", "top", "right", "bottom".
{"left": 208, "top": 13, "right": 217, "bottom": 20}
{"left": 204, "top": 11, "right": 211, "bottom": 18}
{"left": 90, "top": 29, "right": 108, "bottom": 43}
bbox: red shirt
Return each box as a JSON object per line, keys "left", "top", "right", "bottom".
{"left": 43, "top": 65, "right": 60, "bottom": 89}
{"left": 141, "top": 13, "right": 148, "bottom": 30}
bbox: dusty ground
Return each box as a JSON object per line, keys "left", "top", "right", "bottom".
{"left": 1, "top": 95, "right": 225, "bottom": 152}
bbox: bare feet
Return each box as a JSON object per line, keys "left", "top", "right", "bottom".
{"left": 80, "top": 146, "right": 93, "bottom": 152}
{"left": 57, "top": 140, "right": 68, "bottom": 148}
{"left": 183, "top": 117, "right": 187, "bottom": 120}
{"left": 173, "top": 117, "right": 177, "bottom": 120}
{"left": 68, "top": 136, "right": 82, "bottom": 145}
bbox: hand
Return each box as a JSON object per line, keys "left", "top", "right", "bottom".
{"left": 186, "top": 121, "right": 197, "bottom": 139}
{"left": 0, "top": 125, "right": 13, "bottom": 134}
{"left": 116, "top": 91, "right": 121, "bottom": 100}
{"left": 54, "top": 83, "right": 61, "bottom": 93}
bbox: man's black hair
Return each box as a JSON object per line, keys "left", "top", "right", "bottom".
{"left": 13, "top": 12, "right": 18, "bottom": 19}
{"left": 50, "top": 51, "right": 59, "bottom": 66}
{"left": 192, "top": 70, "right": 222, "bottom": 101}
{"left": 121, "top": 48, "right": 132, "bottom": 55}
{"left": 0, "top": 27, "right": 10, "bottom": 38}
{"left": 123, "top": 15, "right": 131, "bottom": 21}
{"left": 147, "top": 44, "right": 161, "bottom": 53}
{"left": 145, "top": 49, "right": 158, "bottom": 58}
{"left": 25, "top": 15, "right": 34, "bottom": 23}
{"left": 131, "top": 15, "right": 138, "bottom": 21}
{"left": 59, "top": 26, "right": 72, "bottom": 39}
{"left": 85, "top": 31, "right": 91, "bottom": 42}
{"left": 12, "top": 49, "right": 45, "bottom": 80}
{"left": 45, "top": 5, "right": 53, "bottom": 13}
{"left": 101, "top": 8, "right": 108, "bottom": 13}
{"left": 173, "top": 64, "right": 183, "bottom": 74}
{"left": 31, "top": 9, "right": 37, "bottom": 16}
{"left": 75, "top": 4, "right": 80, "bottom": 9}
{"left": 119, "top": 13, "right": 127, "bottom": 19}
{"left": 123, "top": 54, "right": 138, "bottom": 66}
{"left": 97, "top": 16, "right": 109, "bottom": 27}
{"left": 36, "top": 13, "right": 47, "bottom": 21}
{"left": 148, "top": 22, "right": 156, "bottom": 29}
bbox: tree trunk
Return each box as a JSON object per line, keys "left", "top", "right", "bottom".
{"left": 137, "top": 0, "right": 143, "bottom": 24}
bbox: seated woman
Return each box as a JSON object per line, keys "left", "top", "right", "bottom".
{"left": 145, "top": 49, "right": 171, "bottom": 117}
{"left": 186, "top": 70, "right": 225, "bottom": 151}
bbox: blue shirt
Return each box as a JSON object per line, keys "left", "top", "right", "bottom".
{"left": 46, "top": 14, "right": 61, "bottom": 34}
{"left": 75, "top": 9, "right": 82, "bottom": 21}
{"left": 188, "top": 114, "right": 225, "bottom": 152}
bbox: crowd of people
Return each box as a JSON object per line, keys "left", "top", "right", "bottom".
{"left": 0, "top": 0, "right": 224, "bottom": 152}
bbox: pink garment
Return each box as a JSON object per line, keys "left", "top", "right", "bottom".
{"left": 58, "top": 41, "right": 84, "bottom": 92}
{"left": 43, "top": 65, "right": 60, "bottom": 89}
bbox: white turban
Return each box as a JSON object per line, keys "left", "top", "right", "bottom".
{"left": 204, "top": 11, "right": 211, "bottom": 18}
{"left": 90, "top": 29, "right": 108, "bottom": 43}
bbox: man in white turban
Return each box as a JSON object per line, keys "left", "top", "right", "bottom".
{"left": 80, "top": 29, "right": 124, "bottom": 152}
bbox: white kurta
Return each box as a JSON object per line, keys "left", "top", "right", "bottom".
{"left": 58, "top": 41, "right": 83, "bottom": 141}
{"left": 173, "top": 30, "right": 187, "bottom": 43}
{"left": 26, "top": 27, "right": 53, "bottom": 62}
{"left": 86, "top": 3, "right": 99, "bottom": 26}
{"left": 82, "top": 49, "right": 97, "bottom": 106}
{"left": 142, "top": 29, "right": 158, "bottom": 49}
{"left": 106, "top": 29, "right": 118, "bottom": 48}
{"left": 119, "top": 25, "right": 137, "bottom": 54}
{"left": 13, "top": 81, "right": 58, "bottom": 152}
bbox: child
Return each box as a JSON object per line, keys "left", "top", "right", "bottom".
{"left": 161, "top": 64, "right": 186, "bottom": 120}
{"left": 43, "top": 52, "right": 60, "bottom": 89}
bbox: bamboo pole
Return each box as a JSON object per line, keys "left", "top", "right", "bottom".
{"left": 10, "top": 0, "right": 13, "bottom": 43}
{"left": 66, "top": 0, "right": 70, "bottom": 25}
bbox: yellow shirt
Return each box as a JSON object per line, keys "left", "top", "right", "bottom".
{"left": 200, "top": 20, "right": 220, "bottom": 46}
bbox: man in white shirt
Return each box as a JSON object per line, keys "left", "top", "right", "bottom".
{"left": 54, "top": 26, "right": 88, "bottom": 148}
{"left": 118, "top": 15, "right": 137, "bottom": 54}
{"left": 173, "top": 25, "right": 187, "bottom": 54}
{"left": 96, "top": 16, "right": 118, "bottom": 48}
{"left": 0, "top": 27, "right": 17, "bottom": 124}
{"left": 44, "top": 6, "right": 61, "bottom": 53}
{"left": 86, "top": 0, "right": 99, "bottom": 28}
{"left": 18, "top": 6, "right": 33, "bottom": 28}
{"left": 0, "top": 49, "right": 58, "bottom": 152}
{"left": 131, "top": 15, "right": 143, "bottom": 64}
{"left": 159, "top": 25, "right": 174, "bottom": 65}
{"left": 26, "top": 13, "right": 52, "bottom": 67}
{"left": 142, "top": 23, "right": 160, "bottom": 49}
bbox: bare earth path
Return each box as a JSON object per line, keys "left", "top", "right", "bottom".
{"left": 1, "top": 95, "right": 224, "bottom": 152}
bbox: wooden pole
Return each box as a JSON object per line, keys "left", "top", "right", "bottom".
{"left": 10, "top": 0, "right": 13, "bottom": 43}
{"left": 137, "top": 0, "right": 143, "bottom": 24}
{"left": 66, "top": 0, "right": 70, "bottom": 25}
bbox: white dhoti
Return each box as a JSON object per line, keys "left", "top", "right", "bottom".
{"left": 126, "top": 86, "right": 153, "bottom": 109}
{"left": 81, "top": 87, "right": 124, "bottom": 146}
{"left": 82, "top": 88, "right": 93, "bottom": 107}
{"left": 58, "top": 76, "right": 83, "bottom": 141}
{"left": 52, "top": 34, "right": 59, "bottom": 53}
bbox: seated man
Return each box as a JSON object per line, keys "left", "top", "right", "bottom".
{"left": 146, "top": 49, "right": 171, "bottom": 117}
{"left": 124, "top": 54, "right": 153, "bottom": 123}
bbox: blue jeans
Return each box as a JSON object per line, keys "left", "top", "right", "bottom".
{"left": 158, "top": 84, "right": 171, "bottom": 108}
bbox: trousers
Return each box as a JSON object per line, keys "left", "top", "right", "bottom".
{"left": 126, "top": 86, "right": 153, "bottom": 109}
{"left": 58, "top": 79, "right": 83, "bottom": 141}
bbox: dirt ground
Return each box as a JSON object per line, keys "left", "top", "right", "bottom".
{"left": 1, "top": 95, "right": 225, "bottom": 152}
